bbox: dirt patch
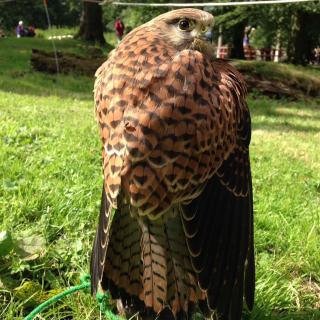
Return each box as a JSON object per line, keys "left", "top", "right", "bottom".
{"left": 233, "top": 62, "right": 320, "bottom": 100}
{"left": 30, "top": 49, "right": 105, "bottom": 77}
{"left": 301, "top": 278, "right": 320, "bottom": 309}
{"left": 243, "top": 75, "right": 303, "bottom": 100}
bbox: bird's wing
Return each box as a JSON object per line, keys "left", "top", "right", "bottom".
{"left": 181, "top": 62, "right": 255, "bottom": 319}
{"left": 90, "top": 185, "right": 116, "bottom": 296}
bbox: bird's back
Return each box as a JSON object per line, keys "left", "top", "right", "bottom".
{"left": 92, "top": 9, "right": 254, "bottom": 320}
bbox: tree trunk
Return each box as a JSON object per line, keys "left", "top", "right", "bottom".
{"left": 287, "top": 10, "right": 313, "bottom": 65}
{"left": 76, "top": 1, "right": 105, "bottom": 45}
{"left": 230, "top": 21, "right": 246, "bottom": 59}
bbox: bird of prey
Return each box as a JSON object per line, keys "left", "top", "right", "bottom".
{"left": 91, "top": 8, "right": 255, "bottom": 320}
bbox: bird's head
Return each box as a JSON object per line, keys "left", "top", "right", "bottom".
{"left": 150, "top": 8, "right": 214, "bottom": 51}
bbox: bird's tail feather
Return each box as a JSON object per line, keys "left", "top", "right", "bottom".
{"left": 165, "top": 214, "right": 199, "bottom": 316}
{"left": 101, "top": 208, "right": 202, "bottom": 318}
{"left": 104, "top": 206, "right": 142, "bottom": 297}
{"left": 91, "top": 186, "right": 113, "bottom": 296}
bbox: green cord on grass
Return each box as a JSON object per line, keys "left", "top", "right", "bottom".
{"left": 24, "top": 275, "right": 124, "bottom": 320}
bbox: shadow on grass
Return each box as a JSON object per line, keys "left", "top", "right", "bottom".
{"left": 253, "top": 107, "right": 320, "bottom": 121}
{"left": 250, "top": 96, "right": 320, "bottom": 133}
{"left": 0, "top": 70, "right": 94, "bottom": 100}
{"left": 252, "top": 121, "right": 320, "bottom": 133}
{"left": 251, "top": 101, "right": 320, "bottom": 119}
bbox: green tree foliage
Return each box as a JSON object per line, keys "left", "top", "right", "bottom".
{"left": 102, "top": 0, "right": 203, "bottom": 32}
{"left": 284, "top": 4, "right": 320, "bottom": 64}
{"left": 0, "top": 0, "right": 80, "bottom": 31}
{"left": 0, "top": 0, "right": 45, "bottom": 30}
{"left": 47, "top": 0, "right": 81, "bottom": 27}
{"left": 102, "top": 0, "right": 173, "bottom": 32}
{"left": 102, "top": 3, "right": 166, "bottom": 33}
{"left": 213, "top": 1, "right": 320, "bottom": 64}
{"left": 212, "top": 6, "right": 251, "bottom": 59}
{"left": 1, "top": 0, "right": 319, "bottom": 65}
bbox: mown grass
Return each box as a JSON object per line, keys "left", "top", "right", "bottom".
{"left": 36, "top": 27, "right": 78, "bottom": 39}
{"left": 248, "top": 96, "right": 320, "bottom": 319}
{"left": 0, "top": 37, "right": 319, "bottom": 319}
{"left": 36, "top": 27, "right": 117, "bottom": 47}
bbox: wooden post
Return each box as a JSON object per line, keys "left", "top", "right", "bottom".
{"left": 274, "top": 30, "right": 281, "bottom": 62}
{"left": 216, "top": 25, "right": 223, "bottom": 58}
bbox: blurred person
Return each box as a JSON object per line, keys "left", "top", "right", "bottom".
{"left": 27, "top": 26, "right": 36, "bottom": 37}
{"left": 243, "top": 25, "right": 255, "bottom": 47}
{"left": 114, "top": 18, "right": 124, "bottom": 43}
{"left": 16, "top": 21, "right": 24, "bottom": 38}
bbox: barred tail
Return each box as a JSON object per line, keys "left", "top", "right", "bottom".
{"left": 100, "top": 207, "right": 201, "bottom": 319}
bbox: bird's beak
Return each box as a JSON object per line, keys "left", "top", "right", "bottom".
{"left": 197, "top": 31, "right": 212, "bottom": 42}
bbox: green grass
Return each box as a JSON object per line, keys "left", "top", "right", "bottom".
{"left": 36, "top": 27, "right": 78, "bottom": 39}
{"left": 0, "top": 37, "right": 320, "bottom": 319}
{"left": 248, "top": 97, "right": 320, "bottom": 319}
{"left": 35, "top": 27, "right": 117, "bottom": 47}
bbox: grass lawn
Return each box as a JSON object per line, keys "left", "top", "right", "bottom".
{"left": 0, "top": 36, "right": 319, "bottom": 320}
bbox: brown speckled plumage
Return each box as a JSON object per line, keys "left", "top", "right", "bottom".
{"left": 91, "top": 8, "right": 255, "bottom": 320}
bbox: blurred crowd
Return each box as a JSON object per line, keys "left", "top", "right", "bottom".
{"left": 16, "top": 21, "right": 35, "bottom": 38}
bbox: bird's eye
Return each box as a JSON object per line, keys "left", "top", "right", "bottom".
{"left": 178, "top": 19, "right": 191, "bottom": 31}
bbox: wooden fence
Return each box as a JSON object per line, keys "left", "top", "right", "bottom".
{"left": 217, "top": 45, "right": 287, "bottom": 61}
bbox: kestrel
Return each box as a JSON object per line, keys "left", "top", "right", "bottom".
{"left": 91, "top": 8, "right": 255, "bottom": 320}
